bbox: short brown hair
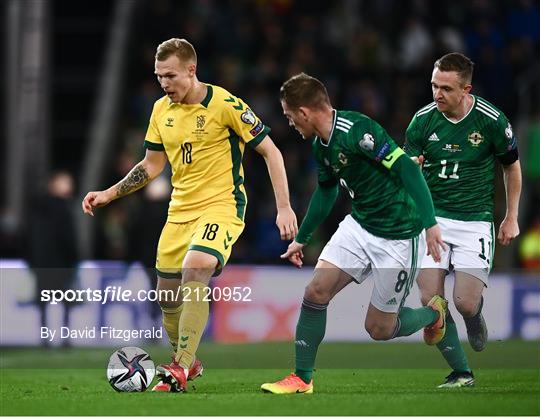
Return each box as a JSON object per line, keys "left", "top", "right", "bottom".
{"left": 155, "top": 38, "right": 197, "bottom": 63}
{"left": 434, "top": 52, "right": 474, "bottom": 85}
{"left": 280, "top": 73, "right": 331, "bottom": 110}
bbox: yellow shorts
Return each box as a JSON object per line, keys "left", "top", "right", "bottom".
{"left": 156, "top": 205, "right": 245, "bottom": 279}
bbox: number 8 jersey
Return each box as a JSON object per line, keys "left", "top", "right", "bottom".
{"left": 312, "top": 110, "right": 424, "bottom": 240}
{"left": 404, "top": 95, "right": 518, "bottom": 222}
{"left": 144, "top": 84, "right": 270, "bottom": 223}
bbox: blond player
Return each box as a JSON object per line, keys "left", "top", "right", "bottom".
{"left": 82, "top": 38, "right": 297, "bottom": 392}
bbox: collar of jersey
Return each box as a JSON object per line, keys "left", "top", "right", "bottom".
{"left": 167, "top": 84, "right": 213, "bottom": 108}
{"left": 317, "top": 109, "right": 337, "bottom": 147}
{"left": 440, "top": 95, "right": 476, "bottom": 125}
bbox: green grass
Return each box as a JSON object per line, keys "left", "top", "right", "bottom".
{"left": 1, "top": 341, "right": 539, "bottom": 416}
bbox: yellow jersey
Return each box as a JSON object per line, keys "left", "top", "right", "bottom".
{"left": 144, "top": 84, "right": 270, "bottom": 222}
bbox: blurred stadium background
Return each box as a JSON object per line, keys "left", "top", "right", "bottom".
{"left": 1, "top": 0, "right": 540, "bottom": 349}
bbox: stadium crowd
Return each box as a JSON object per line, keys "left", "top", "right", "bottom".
{"left": 5, "top": 0, "right": 540, "bottom": 268}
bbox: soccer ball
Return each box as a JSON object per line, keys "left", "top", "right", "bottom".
{"left": 106, "top": 347, "right": 155, "bottom": 392}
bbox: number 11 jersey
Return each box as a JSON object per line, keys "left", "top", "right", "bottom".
{"left": 404, "top": 95, "right": 517, "bottom": 222}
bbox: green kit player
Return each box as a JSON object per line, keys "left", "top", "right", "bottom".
{"left": 261, "top": 73, "right": 447, "bottom": 394}
{"left": 405, "top": 53, "right": 522, "bottom": 388}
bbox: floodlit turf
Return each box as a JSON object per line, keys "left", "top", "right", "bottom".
{"left": 1, "top": 341, "right": 539, "bottom": 416}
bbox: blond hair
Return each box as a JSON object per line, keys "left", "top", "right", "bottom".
{"left": 155, "top": 38, "right": 197, "bottom": 63}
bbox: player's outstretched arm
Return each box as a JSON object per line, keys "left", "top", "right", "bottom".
{"left": 425, "top": 224, "right": 445, "bottom": 263}
{"left": 81, "top": 149, "right": 168, "bottom": 216}
{"left": 283, "top": 181, "right": 338, "bottom": 268}
{"left": 254, "top": 136, "right": 298, "bottom": 240}
{"left": 498, "top": 160, "right": 522, "bottom": 246}
{"left": 390, "top": 152, "right": 446, "bottom": 261}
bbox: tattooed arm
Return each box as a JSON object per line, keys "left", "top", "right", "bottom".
{"left": 82, "top": 149, "right": 168, "bottom": 216}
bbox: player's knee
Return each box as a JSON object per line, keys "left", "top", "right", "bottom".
{"left": 182, "top": 268, "right": 214, "bottom": 284}
{"left": 304, "top": 282, "right": 331, "bottom": 304}
{"left": 365, "top": 322, "right": 393, "bottom": 341}
{"left": 454, "top": 297, "right": 479, "bottom": 317}
{"left": 157, "top": 299, "right": 182, "bottom": 310}
{"left": 155, "top": 286, "right": 183, "bottom": 309}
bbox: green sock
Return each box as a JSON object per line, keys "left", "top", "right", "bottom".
{"left": 294, "top": 299, "right": 327, "bottom": 384}
{"left": 395, "top": 306, "right": 438, "bottom": 337}
{"left": 436, "top": 313, "right": 471, "bottom": 373}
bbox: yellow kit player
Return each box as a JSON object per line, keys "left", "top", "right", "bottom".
{"left": 82, "top": 38, "right": 297, "bottom": 392}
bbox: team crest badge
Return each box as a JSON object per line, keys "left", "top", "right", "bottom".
{"left": 240, "top": 108, "right": 257, "bottom": 126}
{"left": 338, "top": 152, "right": 348, "bottom": 165}
{"left": 468, "top": 131, "right": 484, "bottom": 147}
{"left": 196, "top": 115, "right": 206, "bottom": 129}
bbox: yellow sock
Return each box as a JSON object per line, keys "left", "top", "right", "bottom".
{"left": 161, "top": 304, "right": 183, "bottom": 350}
{"left": 175, "top": 281, "right": 209, "bottom": 368}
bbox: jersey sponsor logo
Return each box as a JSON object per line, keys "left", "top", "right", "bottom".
{"left": 359, "top": 133, "right": 375, "bottom": 151}
{"left": 374, "top": 142, "right": 391, "bottom": 162}
{"left": 443, "top": 143, "right": 461, "bottom": 152}
{"left": 196, "top": 115, "right": 206, "bottom": 129}
{"left": 165, "top": 117, "right": 174, "bottom": 127}
{"left": 249, "top": 121, "right": 264, "bottom": 137}
{"left": 338, "top": 152, "right": 348, "bottom": 165}
{"left": 428, "top": 132, "right": 439, "bottom": 141}
{"left": 505, "top": 123, "right": 513, "bottom": 139}
{"left": 468, "top": 131, "right": 484, "bottom": 147}
{"left": 240, "top": 108, "right": 257, "bottom": 126}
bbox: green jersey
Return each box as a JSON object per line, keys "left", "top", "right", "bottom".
{"left": 312, "top": 110, "right": 423, "bottom": 239}
{"left": 404, "top": 95, "right": 518, "bottom": 222}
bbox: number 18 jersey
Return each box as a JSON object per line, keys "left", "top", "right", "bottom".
{"left": 144, "top": 84, "right": 270, "bottom": 223}
{"left": 404, "top": 95, "right": 517, "bottom": 222}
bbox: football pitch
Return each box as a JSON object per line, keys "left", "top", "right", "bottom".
{"left": 1, "top": 340, "right": 539, "bottom": 416}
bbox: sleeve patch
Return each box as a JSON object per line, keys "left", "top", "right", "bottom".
{"left": 505, "top": 123, "right": 513, "bottom": 139}
{"left": 374, "top": 142, "right": 391, "bottom": 162}
{"left": 249, "top": 121, "right": 264, "bottom": 137}
{"left": 381, "top": 147, "right": 405, "bottom": 169}
{"left": 241, "top": 108, "right": 257, "bottom": 126}
{"left": 359, "top": 133, "right": 375, "bottom": 151}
